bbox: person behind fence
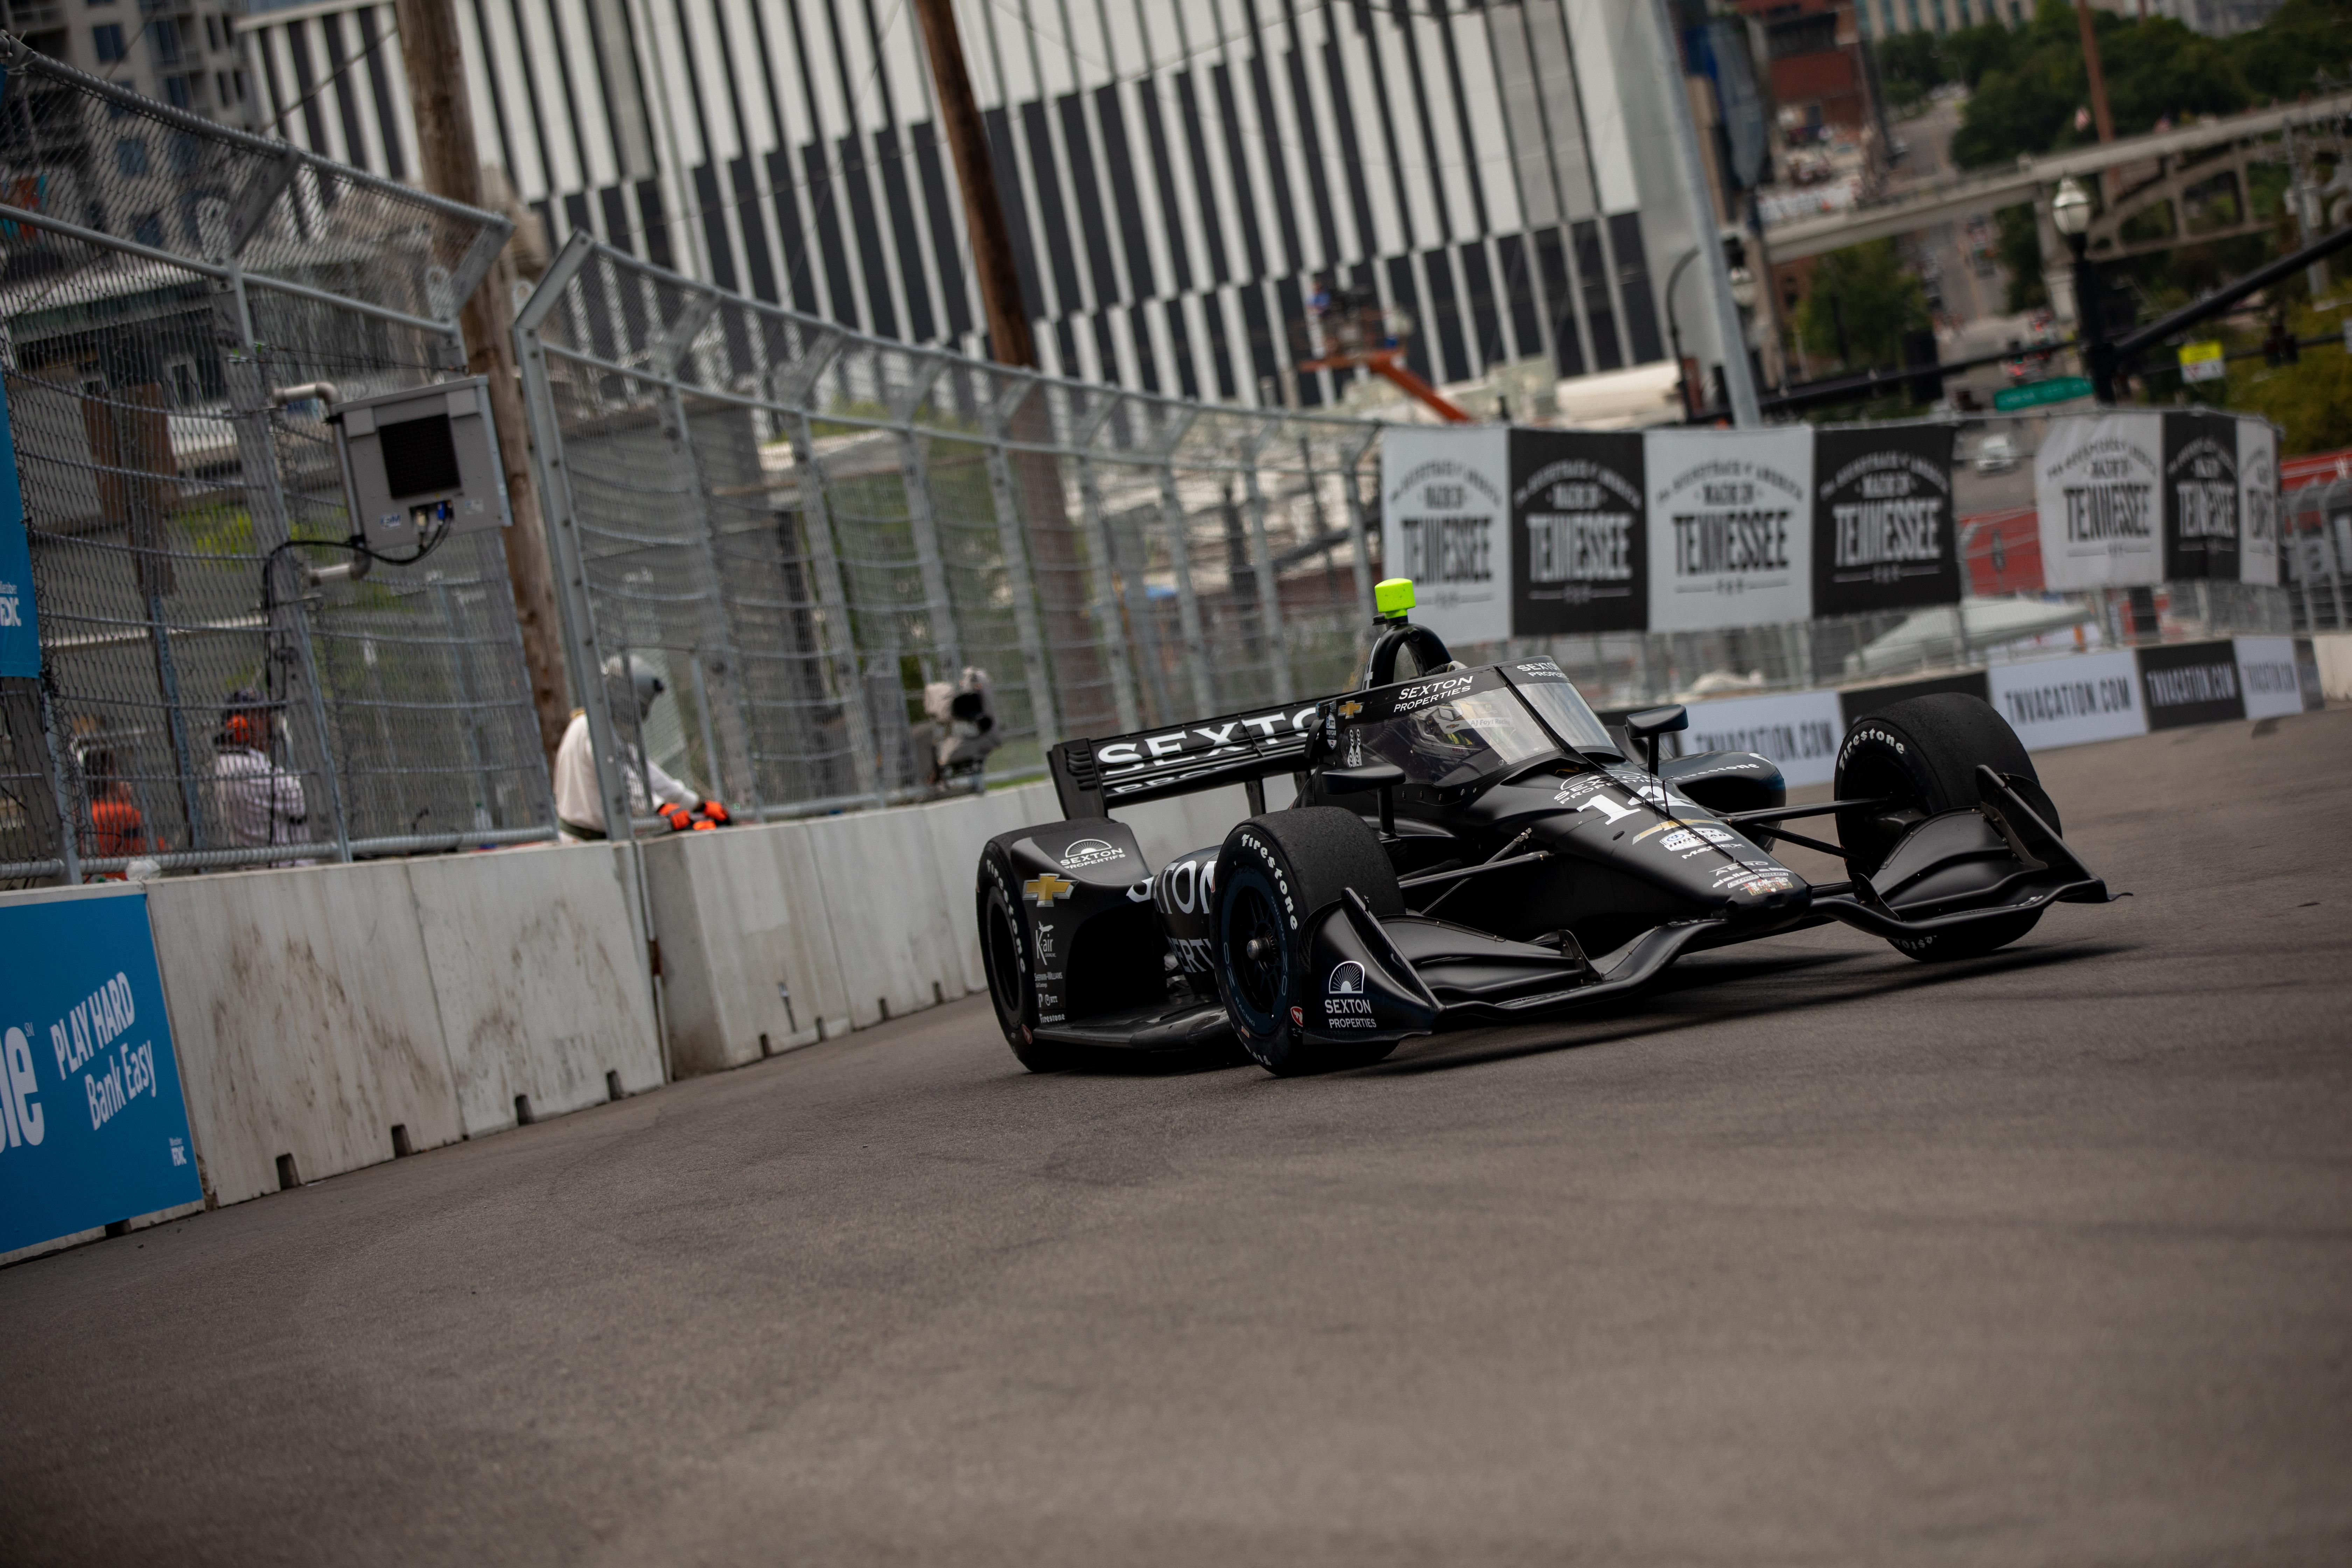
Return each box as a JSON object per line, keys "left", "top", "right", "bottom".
{"left": 214, "top": 689, "right": 309, "bottom": 859}
{"left": 79, "top": 746, "right": 159, "bottom": 875}
{"left": 554, "top": 655, "right": 731, "bottom": 840}
{"left": 917, "top": 666, "right": 1002, "bottom": 791}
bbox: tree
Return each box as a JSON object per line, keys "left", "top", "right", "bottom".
{"left": 2228, "top": 289, "right": 2352, "bottom": 456}
{"left": 1795, "top": 241, "right": 1933, "bottom": 371}
{"left": 1940, "top": 19, "right": 2017, "bottom": 91}
{"left": 2228, "top": 0, "right": 2352, "bottom": 102}
{"left": 1876, "top": 31, "right": 1946, "bottom": 113}
{"left": 1994, "top": 205, "right": 2050, "bottom": 313}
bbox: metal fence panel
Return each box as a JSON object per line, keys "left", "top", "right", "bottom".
{"left": 0, "top": 40, "right": 550, "bottom": 883}
{"left": 513, "top": 234, "right": 1387, "bottom": 821}
{"left": 517, "top": 234, "right": 2325, "bottom": 829}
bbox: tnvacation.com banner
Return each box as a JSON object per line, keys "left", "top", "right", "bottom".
{"left": 1657, "top": 642, "right": 2319, "bottom": 788}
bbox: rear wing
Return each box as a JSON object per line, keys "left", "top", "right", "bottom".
{"left": 1049, "top": 698, "right": 1332, "bottom": 818}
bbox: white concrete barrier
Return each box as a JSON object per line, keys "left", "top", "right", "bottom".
{"left": 144, "top": 860, "right": 467, "bottom": 1206}
{"left": 802, "top": 805, "right": 972, "bottom": 1030}
{"left": 919, "top": 782, "right": 1057, "bottom": 993}
{"left": 405, "top": 845, "right": 663, "bottom": 1136}
{"left": 2312, "top": 633, "right": 2352, "bottom": 702}
{"left": 640, "top": 820, "right": 853, "bottom": 1076}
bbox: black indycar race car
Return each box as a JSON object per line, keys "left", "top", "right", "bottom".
{"left": 976, "top": 591, "right": 2116, "bottom": 1076}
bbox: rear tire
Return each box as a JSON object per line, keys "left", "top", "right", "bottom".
{"left": 1833, "top": 693, "right": 2060, "bottom": 962}
{"left": 977, "top": 842, "right": 1078, "bottom": 1071}
{"left": 1212, "top": 808, "right": 1406, "bottom": 1076}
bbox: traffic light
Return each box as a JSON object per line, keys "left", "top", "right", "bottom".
{"left": 1902, "top": 328, "right": 1944, "bottom": 406}
{"left": 2263, "top": 316, "right": 2300, "bottom": 367}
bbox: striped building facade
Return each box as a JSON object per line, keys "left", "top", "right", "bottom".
{"left": 1854, "top": 0, "right": 2023, "bottom": 36}
{"left": 236, "top": 0, "right": 1736, "bottom": 407}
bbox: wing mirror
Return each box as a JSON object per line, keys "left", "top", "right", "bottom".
{"left": 1323, "top": 761, "right": 1404, "bottom": 838}
{"left": 1623, "top": 705, "right": 1688, "bottom": 776}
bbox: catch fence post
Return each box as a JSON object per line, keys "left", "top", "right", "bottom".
{"left": 1239, "top": 422, "right": 1293, "bottom": 704}
{"left": 513, "top": 233, "right": 635, "bottom": 848}
{"left": 888, "top": 354, "right": 962, "bottom": 673}
{"left": 651, "top": 292, "right": 763, "bottom": 814}
{"left": 981, "top": 378, "right": 1059, "bottom": 749}
{"left": 785, "top": 410, "right": 882, "bottom": 804}
{"left": 223, "top": 353, "right": 352, "bottom": 862}
{"left": 1074, "top": 396, "right": 1140, "bottom": 733}
{"left": 37, "top": 677, "right": 81, "bottom": 884}
{"left": 1340, "top": 429, "right": 1378, "bottom": 626}
{"left": 1155, "top": 421, "right": 1215, "bottom": 716}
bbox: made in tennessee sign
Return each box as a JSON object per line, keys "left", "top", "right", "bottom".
{"left": 0, "top": 892, "right": 202, "bottom": 1253}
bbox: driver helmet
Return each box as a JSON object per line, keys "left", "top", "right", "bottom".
{"left": 1408, "top": 701, "right": 1483, "bottom": 765}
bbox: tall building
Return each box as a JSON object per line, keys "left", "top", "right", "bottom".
{"left": 2092, "top": 0, "right": 2284, "bottom": 35}
{"left": 1851, "top": 0, "right": 2025, "bottom": 37}
{"left": 1, "top": 0, "right": 257, "bottom": 125}
{"left": 1733, "top": 0, "right": 1871, "bottom": 132}
{"left": 229, "top": 0, "right": 1750, "bottom": 412}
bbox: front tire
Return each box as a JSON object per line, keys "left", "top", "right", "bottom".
{"left": 1833, "top": 693, "right": 2060, "bottom": 962}
{"left": 977, "top": 842, "right": 1077, "bottom": 1071}
{"left": 1212, "top": 808, "right": 1406, "bottom": 1076}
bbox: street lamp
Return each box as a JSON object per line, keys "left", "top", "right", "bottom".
{"left": 1667, "top": 248, "right": 1758, "bottom": 423}
{"left": 1666, "top": 248, "right": 1702, "bottom": 421}
{"left": 2050, "top": 176, "right": 2092, "bottom": 249}
{"left": 2049, "top": 176, "right": 2114, "bottom": 401}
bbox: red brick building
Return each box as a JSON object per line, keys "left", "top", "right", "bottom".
{"left": 1734, "top": 1, "right": 1871, "bottom": 133}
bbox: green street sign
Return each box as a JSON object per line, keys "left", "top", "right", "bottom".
{"left": 1994, "top": 376, "right": 2094, "bottom": 411}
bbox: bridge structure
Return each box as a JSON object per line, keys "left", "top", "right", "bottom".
{"left": 1764, "top": 91, "right": 2352, "bottom": 266}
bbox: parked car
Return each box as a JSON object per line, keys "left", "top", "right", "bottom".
{"left": 1976, "top": 433, "right": 2019, "bottom": 474}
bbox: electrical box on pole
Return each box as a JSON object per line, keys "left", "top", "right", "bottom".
{"left": 329, "top": 378, "right": 510, "bottom": 553}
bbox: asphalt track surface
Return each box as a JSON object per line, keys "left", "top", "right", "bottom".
{"left": 6, "top": 710, "right": 2351, "bottom": 1567}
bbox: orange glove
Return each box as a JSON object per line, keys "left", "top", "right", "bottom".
{"left": 661, "top": 803, "right": 694, "bottom": 832}
{"left": 699, "top": 799, "right": 730, "bottom": 825}
{"left": 691, "top": 819, "right": 716, "bottom": 831}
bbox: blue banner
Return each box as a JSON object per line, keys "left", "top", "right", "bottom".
{"left": 0, "top": 892, "right": 202, "bottom": 1252}
{"left": 0, "top": 374, "right": 37, "bottom": 675}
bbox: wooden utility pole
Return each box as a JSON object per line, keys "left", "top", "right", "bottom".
{"left": 911, "top": 0, "right": 1034, "bottom": 368}
{"left": 2077, "top": 0, "right": 2116, "bottom": 193}
{"left": 393, "top": 0, "right": 571, "bottom": 765}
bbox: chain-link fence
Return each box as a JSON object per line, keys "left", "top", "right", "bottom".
{"left": 516, "top": 233, "right": 1384, "bottom": 829}
{"left": 516, "top": 255, "right": 2320, "bottom": 840}
{"left": 0, "top": 38, "right": 554, "bottom": 882}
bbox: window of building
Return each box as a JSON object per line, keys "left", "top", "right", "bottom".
{"left": 152, "top": 17, "right": 180, "bottom": 64}
{"left": 115, "top": 137, "right": 149, "bottom": 176}
{"left": 92, "top": 22, "right": 125, "bottom": 61}
{"left": 132, "top": 211, "right": 163, "bottom": 248}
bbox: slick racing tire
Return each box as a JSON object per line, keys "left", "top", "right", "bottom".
{"left": 1833, "top": 692, "right": 2062, "bottom": 963}
{"left": 977, "top": 841, "right": 1077, "bottom": 1072}
{"left": 1212, "top": 808, "right": 1406, "bottom": 1077}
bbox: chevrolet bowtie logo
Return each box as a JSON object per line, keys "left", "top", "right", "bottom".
{"left": 1024, "top": 872, "right": 1075, "bottom": 905}
{"left": 1338, "top": 700, "right": 1364, "bottom": 718}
